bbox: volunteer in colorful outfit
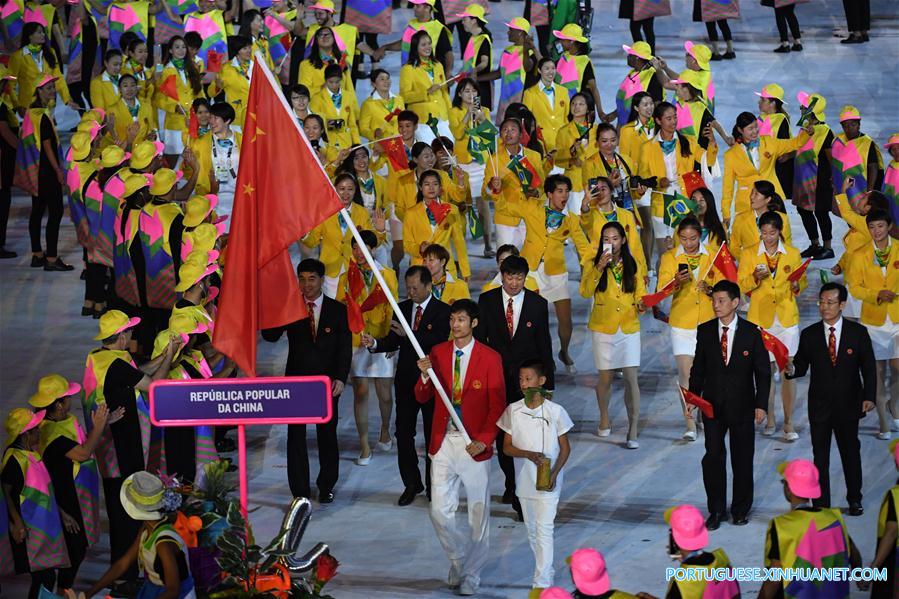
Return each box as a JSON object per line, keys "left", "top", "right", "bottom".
{"left": 668, "top": 70, "right": 722, "bottom": 151}
{"left": 693, "top": 0, "right": 736, "bottom": 60}
{"left": 580, "top": 175, "right": 647, "bottom": 273}
{"left": 66, "top": 131, "right": 104, "bottom": 317}
{"left": 792, "top": 92, "right": 836, "bottom": 260}
{"left": 848, "top": 210, "right": 899, "bottom": 440}
{"left": 0, "top": 65, "right": 19, "bottom": 260}
{"left": 2, "top": 408, "right": 67, "bottom": 599}
{"left": 359, "top": 69, "right": 405, "bottom": 141}
{"left": 336, "top": 231, "right": 398, "bottom": 466}
{"left": 108, "top": 74, "right": 159, "bottom": 150}
{"left": 737, "top": 211, "right": 806, "bottom": 442}
{"left": 863, "top": 440, "right": 898, "bottom": 598}
{"left": 30, "top": 375, "right": 114, "bottom": 595}
{"left": 759, "top": 460, "right": 862, "bottom": 599}
{"left": 728, "top": 180, "right": 793, "bottom": 257}
{"left": 7, "top": 23, "right": 78, "bottom": 112}
{"left": 656, "top": 41, "right": 716, "bottom": 114}
{"left": 553, "top": 93, "right": 596, "bottom": 217}
{"left": 832, "top": 105, "right": 884, "bottom": 207}
{"left": 612, "top": 42, "right": 662, "bottom": 126}
{"left": 85, "top": 471, "right": 196, "bottom": 598}
{"left": 638, "top": 101, "right": 717, "bottom": 264}
{"left": 491, "top": 17, "right": 538, "bottom": 122}
{"left": 310, "top": 63, "right": 361, "bottom": 150}
{"left": 402, "top": 169, "right": 471, "bottom": 281}
{"left": 156, "top": 36, "right": 204, "bottom": 165}
{"left": 755, "top": 83, "right": 795, "bottom": 200}
{"left": 298, "top": 25, "right": 356, "bottom": 105}
{"left": 722, "top": 112, "right": 811, "bottom": 226}
{"left": 16, "top": 75, "right": 73, "bottom": 272}
{"left": 89, "top": 50, "right": 125, "bottom": 114}
{"left": 882, "top": 134, "right": 899, "bottom": 237}
{"left": 303, "top": 173, "right": 386, "bottom": 298}
{"left": 422, "top": 242, "right": 470, "bottom": 304}
{"left": 657, "top": 217, "right": 722, "bottom": 441}
{"left": 552, "top": 24, "right": 605, "bottom": 122}
{"left": 483, "top": 118, "right": 546, "bottom": 249}
{"left": 581, "top": 221, "right": 646, "bottom": 448}
{"left": 457, "top": 5, "right": 493, "bottom": 109}
{"left": 522, "top": 58, "right": 568, "bottom": 158}
{"left": 399, "top": 30, "right": 452, "bottom": 143}
{"left": 210, "top": 35, "right": 253, "bottom": 131}
{"left": 664, "top": 504, "right": 740, "bottom": 599}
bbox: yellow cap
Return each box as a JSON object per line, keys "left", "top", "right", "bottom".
{"left": 408, "top": 0, "right": 436, "bottom": 5}
{"left": 799, "top": 92, "right": 827, "bottom": 121}
{"left": 169, "top": 311, "right": 209, "bottom": 336}
{"left": 100, "top": 146, "right": 129, "bottom": 169}
{"left": 755, "top": 83, "right": 786, "bottom": 104}
{"left": 307, "top": 0, "right": 335, "bottom": 11}
{"left": 70, "top": 132, "right": 93, "bottom": 162}
{"left": 684, "top": 41, "right": 711, "bottom": 71}
{"left": 456, "top": 4, "right": 487, "bottom": 22}
{"left": 553, "top": 24, "right": 587, "bottom": 44}
{"left": 29, "top": 374, "right": 82, "bottom": 408}
{"left": 670, "top": 69, "right": 704, "bottom": 91}
{"left": 5, "top": 409, "right": 45, "bottom": 444}
{"left": 174, "top": 251, "right": 219, "bottom": 292}
{"left": 149, "top": 168, "right": 182, "bottom": 196}
{"left": 623, "top": 41, "right": 653, "bottom": 61}
{"left": 183, "top": 194, "right": 219, "bottom": 228}
{"left": 123, "top": 172, "right": 151, "bottom": 197}
{"left": 151, "top": 328, "right": 185, "bottom": 361}
{"left": 95, "top": 309, "right": 141, "bottom": 340}
{"left": 130, "top": 140, "right": 164, "bottom": 170}
{"left": 839, "top": 105, "right": 861, "bottom": 122}
{"left": 884, "top": 133, "right": 899, "bottom": 149}
{"left": 504, "top": 17, "right": 531, "bottom": 34}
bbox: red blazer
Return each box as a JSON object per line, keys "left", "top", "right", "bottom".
{"left": 414, "top": 340, "right": 507, "bottom": 461}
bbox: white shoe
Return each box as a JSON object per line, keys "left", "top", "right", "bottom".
{"left": 447, "top": 562, "right": 462, "bottom": 589}
{"left": 683, "top": 430, "right": 697, "bottom": 441}
{"left": 877, "top": 431, "right": 892, "bottom": 441}
{"left": 626, "top": 439, "right": 639, "bottom": 449}
{"left": 784, "top": 431, "right": 799, "bottom": 442}
{"left": 596, "top": 426, "right": 611, "bottom": 437}
{"left": 762, "top": 425, "right": 775, "bottom": 436}
{"left": 892, "top": 419, "right": 899, "bottom": 432}
{"left": 355, "top": 453, "right": 371, "bottom": 466}
{"left": 377, "top": 439, "right": 393, "bottom": 452}
{"left": 458, "top": 577, "right": 478, "bottom": 596}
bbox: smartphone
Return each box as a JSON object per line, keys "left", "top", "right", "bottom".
{"left": 602, "top": 243, "right": 613, "bottom": 256}
{"left": 678, "top": 263, "right": 689, "bottom": 273}
{"left": 473, "top": 95, "right": 481, "bottom": 111}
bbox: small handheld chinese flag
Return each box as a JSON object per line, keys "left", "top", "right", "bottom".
{"left": 378, "top": 136, "right": 409, "bottom": 171}
{"left": 360, "top": 285, "right": 389, "bottom": 312}
{"left": 680, "top": 385, "right": 715, "bottom": 419}
{"left": 188, "top": 108, "right": 199, "bottom": 139}
{"left": 642, "top": 277, "right": 677, "bottom": 308}
{"left": 159, "top": 74, "right": 179, "bottom": 101}
{"left": 681, "top": 171, "right": 707, "bottom": 199}
{"left": 787, "top": 257, "right": 812, "bottom": 283}
{"left": 760, "top": 327, "right": 790, "bottom": 372}
{"left": 713, "top": 243, "right": 739, "bottom": 282}
{"left": 206, "top": 50, "right": 224, "bottom": 73}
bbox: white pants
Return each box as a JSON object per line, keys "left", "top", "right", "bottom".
{"left": 430, "top": 432, "right": 491, "bottom": 587}
{"left": 495, "top": 222, "right": 526, "bottom": 250}
{"left": 323, "top": 275, "right": 339, "bottom": 299}
{"left": 519, "top": 495, "right": 559, "bottom": 588}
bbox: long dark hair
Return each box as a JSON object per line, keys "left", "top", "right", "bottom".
{"left": 336, "top": 146, "right": 369, "bottom": 177}
{"left": 753, "top": 180, "right": 786, "bottom": 213}
{"left": 308, "top": 27, "right": 343, "bottom": 69}
{"left": 568, "top": 92, "right": 595, "bottom": 124}
{"left": 626, "top": 91, "right": 653, "bottom": 125}
{"left": 415, "top": 169, "right": 442, "bottom": 204}
{"left": 407, "top": 30, "right": 433, "bottom": 67}
{"left": 163, "top": 36, "right": 202, "bottom": 95}
{"left": 410, "top": 141, "right": 433, "bottom": 171}
{"left": 333, "top": 172, "right": 364, "bottom": 206}
{"left": 653, "top": 101, "right": 691, "bottom": 158}
{"left": 20, "top": 22, "right": 57, "bottom": 69}
{"left": 693, "top": 188, "right": 727, "bottom": 246}
{"left": 595, "top": 222, "right": 637, "bottom": 294}
{"left": 451, "top": 77, "right": 479, "bottom": 109}
{"left": 239, "top": 9, "right": 262, "bottom": 40}
{"left": 731, "top": 111, "right": 757, "bottom": 144}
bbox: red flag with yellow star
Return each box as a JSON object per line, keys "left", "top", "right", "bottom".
{"left": 213, "top": 54, "right": 343, "bottom": 376}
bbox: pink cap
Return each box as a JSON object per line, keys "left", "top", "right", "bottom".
{"left": 24, "top": 410, "right": 46, "bottom": 433}
{"left": 569, "top": 548, "right": 610, "bottom": 595}
{"left": 665, "top": 505, "right": 708, "bottom": 551}
{"left": 778, "top": 459, "right": 822, "bottom": 499}
{"left": 36, "top": 74, "right": 58, "bottom": 88}
{"left": 883, "top": 133, "right": 899, "bottom": 149}
{"left": 540, "top": 588, "right": 574, "bottom": 599}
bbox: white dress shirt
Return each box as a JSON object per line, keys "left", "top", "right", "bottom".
{"left": 304, "top": 292, "right": 323, "bottom": 334}
{"left": 540, "top": 82, "right": 555, "bottom": 110}
{"left": 823, "top": 317, "right": 843, "bottom": 351}
{"left": 447, "top": 337, "right": 475, "bottom": 431}
{"left": 718, "top": 316, "right": 738, "bottom": 364}
{"left": 501, "top": 288, "right": 524, "bottom": 336}
{"left": 370, "top": 293, "right": 430, "bottom": 352}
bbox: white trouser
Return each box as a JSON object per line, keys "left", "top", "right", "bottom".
{"left": 495, "top": 222, "right": 526, "bottom": 250}
{"left": 323, "top": 275, "right": 339, "bottom": 299}
{"left": 519, "top": 495, "right": 559, "bottom": 588}
{"left": 430, "top": 432, "right": 491, "bottom": 587}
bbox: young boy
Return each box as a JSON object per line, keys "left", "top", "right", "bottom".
{"left": 310, "top": 64, "right": 361, "bottom": 151}
{"left": 497, "top": 359, "right": 573, "bottom": 589}
{"left": 422, "top": 243, "right": 469, "bottom": 304}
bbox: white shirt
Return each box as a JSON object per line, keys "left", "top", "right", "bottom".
{"left": 370, "top": 294, "right": 430, "bottom": 352}
{"left": 447, "top": 338, "right": 475, "bottom": 431}
{"left": 823, "top": 317, "right": 843, "bottom": 351}
{"left": 539, "top": 82, "right": 555, "bottom": 110}
{"left": 497, "top": 398, "right": 574, "bottom": 498}
{"left": 655, "top": 133, "right": 680, "bottom": 194}
{"left": 718, "top": 316, "right": 738, "bottom": 364}
{"left": 675, "top": 243, "right": 709, "bottom": 280}
{"left": 757, "top": 240, "right": 787, "bottom": 277}
{"left": 304, "top": 293, "right": 323, "bottom": 334}
{"left": 501, "top": 288, "right": 524, "bottom": 336}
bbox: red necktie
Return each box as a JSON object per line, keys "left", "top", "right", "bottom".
{"left": 307, "top": 302, "right": 316, "bottom": 342}
{"left": 720, "top": 326, "right": 729, "bottom": 365}
{"left": 828, "top": 326, "right": 837, "bottom": 365}
{"left": 412, "top": 305, "right": 423, "bottom": 331}
{"left": 506, "top": 298, "right": 515, "bottom": 337}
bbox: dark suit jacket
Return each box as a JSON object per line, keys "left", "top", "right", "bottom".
{"left": 475, "top": 287, "right": 555, "bottom": 396}
{"left": 414, "top": 340, "right": 506, "bottom": 461}
{"left": 261, "top": 296, "right": 352, "bottom": 385}
{"left": 689, "top": 317, "right": 771, "bottom": 424}
{"left": 786, "top": 319, "right": 877, "bottom": 422}
{"left": 371, "top": 297, "right": 451, "bottom": 393}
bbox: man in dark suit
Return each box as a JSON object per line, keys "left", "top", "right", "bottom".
{"left": 261, "top": 258, "right": 352, "bottom": 503}
{"left": 785, "top": 282, "right": 876, "bottom": 514}
{"left": 689, "top": 280, "right": 771, "bottom": 530}
{"left": 475, "top": 255, "right": 554, "bottom": 514}
{"left": 361, "top": 265, "right": 451, "bottom": 505}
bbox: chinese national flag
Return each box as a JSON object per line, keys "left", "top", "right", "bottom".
{"left": 345, "top": 262, "right": 366, "bottom": 334}
{"left": 206, "top": 50, "right": 224, "bottom": 73}
{"left": 760, "top": 327, "right": 790, "bottom": 372}
{"left": 641, "top": 277, "right": 677, "bottom": 308}
{"left": 188, "top": 108, "right": 199, "bottom": 139}
{"left": 680, "top": 385, "right": 715, "bottom": 419}
{"left": 713, "top": 243, "right": 739, "bottom": 282}
{"left": 360, "top": 285, "right": 389, "bottom": 312}
{"left": 681, "top": 171, "right": 707, "bottom": 199}
{"left": 787, "top": 257, "right": 812, "bottom": 283}
{"left": 159, "top": 74, "right": 179, "bottom": 101}
{"left": 378, "top": 136, "right": 409, "bottom": 172}
{"left": 213, "top": 57, "right": 343, "bottom": 376}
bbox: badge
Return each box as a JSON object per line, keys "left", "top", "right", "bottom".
{"left": 783, "top": 265, "right": 791, "bottom": 274}
{"left": 472, "top": 380, "right": 482, "bottom": 390}
{"left": 764, "top": 151, "right": 772, "bottom": 159}
{"left": 847, "top": 348, "right": 853, "bottom": 355}
{"left": 324, "top": 327, "right": 331, "bottom": 333}
{"left": 562, "top": 229, "right": 569, "bottom": 236}
{"left": 742, "top": 350, "right": 749, "bottom": 357}
{"left": 427, "top": 324, "right": 432, "bottom": 330}
{"left": 442, "top": 223, "right": 450, "bottom": 230}
{"left": 526, "top": 321, "right": 532, "bottom": 328}
{"left": 893, "top": 261, "right": 899, "bottom": 269}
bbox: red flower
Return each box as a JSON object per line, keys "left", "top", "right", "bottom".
{"left": 316, "top": 554, "right": 340, "bottom": 585}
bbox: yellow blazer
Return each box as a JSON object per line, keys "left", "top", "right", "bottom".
{"left": 303, "top": 202, "right": 380, "bottom": 278}
{"left": 737, "top": 243, "right": 806, "bottom": 328}
{"left": 120, "top": 61, "right": 155, "bottom": 101}
{"left": 728, "top": 209, "right": 792, "bottom": 258}
{"left": 89, "top": 74, "right": 120, "bottom": 113}
{"left": 495, "top": 198, "right": 591, "bottom": 275}
{"left": 834, "top": 193, "right": 871, "bottom": 272}
{"left": 189, "top": 131, "right": 243, "bottom": 196}
{"left": 439, "top": 168, "right": 471, "bottom": 212}
{"left": 108, "top": 97, "right": 159, "bottom": 146}
{"left": 155, "top": 64, "right": 201, "bottom": 132}
{"left": 848, "top": 242, "right": 899, "bottom": 326}
{"left": 638, "top": 136, "right": 717, "bottom": 219}
{"left": 210, "top": 61, "right": 250, "bottom": 130}
{"left": 399, "top": 62, "right": 451, "bottom": 123}
{"left": 721, "top": 131, "right": 809, "bottom": 221}
{"left": 357, "top": 171, "right": 389, "bottom": 212}
{"left": 336, "top": 264, "right": 398, "bottom": 345}
{"left": 580, "top": 205, "right": 647, "bottom": 273}
{"left": 618, "top": 121, "right": 655, "bottom": 169}
{"left": 359, "top": 94, "right": 406, "bottom": 141}
{"left": 7, "top": 48, "right": 71, "bottom": 109}
{"left": 434, "top": 272, "right": 470, "bottom": 304}
{"left": 658, "top": 245, "right": 721, "bottom": 330}
{"left": 482, "top": 145, "right": 546, "bottom": 227}
{"left": 449, "top": 105, "right": 491, "bottom": 165}
{"left": 387, "top": 169, "right": 417, "bottom": 221}
{"left": 554, "top": 121, "right": 597, "bottom": 191}
{"left": 309, "top": 87, "right": 361, "bottom": 150}
{"left": 522, "top": 83, "right": 568, "bottom": 154}
{"left": 581, "top": 151, "right": 637, "bottom": 190}
{"left": 298, "top": 60, "right": 357, "bottom": 106}
{"left": 580, "top": 258, "right": 647, "bottom": 334}
{"left": 402, "top": 200, "right": 470, "bottom": 279}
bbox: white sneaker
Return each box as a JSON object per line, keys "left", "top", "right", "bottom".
{"left": 626, "top": 439, "right": 639, "bottom": 449}
{"left": 458, "top": 577, "right": 478, "bottom": 596}
{"left": 355, "top": 453, "right": 371, "bottom": 466}
{"left": 683, "top": 430, "right": 697, "bottom": 441}
{"left": 877, "top": 431, "right": 892, "bottom": 441}
{"left": 596, "top": 426, "right": 611, "bottom": 437}
{"left": 377, "top": 439, "right": 393, "bottom": 452}
{"left": 762, "top": 425, "right": 776, "bottom": 436}
{"left": 784, "top": 431, "right": 799, "bottom": 442}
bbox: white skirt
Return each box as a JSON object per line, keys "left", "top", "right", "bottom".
{"left": 495, "top": 222, "right": 526, "bottom": 249}
{"left": 765, "top": 316, "right": 800, "bottom": 358}
{"left": 532, "top": 262, "right": 569, "bottom": 303}
{"left": 635, "top": 187, "right": 652, "bottom": 208}
{"left": 843, "top": 292, "right": 863, "bottom": 319}
{"left": 161, "top": 128, "right": 185, "bottom": 155}
{"left": 416, "top": 121, "right": 452, "bottom": 144}
{"left": 592, "top": 330, "right": 641, "bottom": 370}
{"left": 567, "top": 190, "right": 585, "bottom": 217}
{"left": 459, "top": 161, "right": 485, "bottom": 199}
{"left": 652, "top": 215, "right": 672, "bottom": 239}
{"left": 351, "top": 345, "right": 397, "bottom": 378}
{"left": 389, "top": 204, "right": 403, "bottom": 241}
{"left": 671, "top": 326, "right": 698, "bottom": 357}
{"left": 865, "top": 317, "right": 899, "bottom": 360}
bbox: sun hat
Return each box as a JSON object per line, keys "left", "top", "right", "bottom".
{"left": 622, "top": 41, "right": 653, "bottom": 61}
{"left": 755, "top": 83, "right": 787, "bottom": 105}
{"left": 664, "top": 504, "right": 708, "bottom": 551}
{"left": 100, "top": 146, "right": 130, "bottom": 169}
{"left": 5, "top": 409, "right": 45, "bottom": 444}
{"left": 308, "top": 0, "right": 335, "bottom": 11}
{"left": 122, "top": 171, "right": 152, "bottom": 197}
{"left": 504, "top": 17, "right": 531, "bottom": 34}
{"left": 95, "top": 309, "right": 141, "bottom": 341}
{"left": 183, "top": 194, "right": 219, "bottom": 228}
{"left": 149, "top": 168, "right": 182, "bottom": 196}
{"left": 684, "top": 41, "right": 711, "bottom": 71}
{"left": 28, "top": 374, "right": 82, "bottom": 409}
{"left": 70, "top": 131, "right": 93, "bottom": 162}
{"left": 883, "top": 133, "right": 899, "bottom": 149}
{"left": 456, "top": 4, "right": 487, "bottom": 22}
{"left": 408, "top": 0, "right": 436, "bottom": 6}
{"left": 174, "top": 251, "right": 220, "bottom": 292}
{"left": 120, "top": 471, "right": 166, "bottom": 521}
{"left": 568, "top": 548, "right": 610, "bottom": 595}
{"left": 839, "top": 105, "right": 861, "bottom": 122}
{"left": 553, "top": 24, "right": 587, "bottom": 44}
{"left": 130, "top": 140, "right": 164, "bottom": 170}
{"left": 778, "top": 459, "right": 822, "bottom": 499}
{"left": 797, "top": 91, "right": 826, "bottom": 122}
{"left": 669, "top": 69, "right": 704, "bottom": 91}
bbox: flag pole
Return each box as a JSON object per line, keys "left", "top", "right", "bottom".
{"left": 699, "top": 242, "right": 724, "bottom": 282}
{"left": 339, "top": 208, "right": 472, "bottom": 445}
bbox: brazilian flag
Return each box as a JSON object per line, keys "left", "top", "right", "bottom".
{"left": 467, "top": 120, "right": 499, "bottom": 166}
{"left": 663, "top": 191, "right": 698, "bottom": 227}
{"left": 467, "top": 204, "right": 484, "bottom": 240}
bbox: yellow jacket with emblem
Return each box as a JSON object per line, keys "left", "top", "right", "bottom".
{"left": 638, "top": 136, "right": 717, "bottom": 220}
{"left": 738, "top": 243, "right": 806, "bottom": 329}
{"left": 188, "top": 131, "right": 243, "bottom": 196}
{"left": 581, "top": 205, "right": 647, "bottom": 273}
{"left": 482, "top": 145, "right": 547, "bottom": 227}
{"left": 848, "top": 241, "right": 899, "bottom": 326}
{"left": 580, "top": 256, "right": 646, "bottom": 334}
{"left": 359, "top": 94, "right": 406, "bottom": 141}
{"left": 302, "top": 202, "right": 382, "bottom": 278}
{"left": 309, "top": 87, "right": 361, "bottom": 150}
{"left": 432, "top": 272, "right": 470, "bottom": 304}
{"left": 522, "top": 83, "right": 568, "bottom": 154}
{"left": 729, "top": 209, "right": 793, "bottom": 258}
{"left": 402, "top": 200, "right": 470, "bottom": 279}
{"left": 449, "top": 105, "right": 492, "bottom": 165}
{"left": 399, "top": 61, "right": 451, "bottom": 124}
{"left": 658, "top": 245, "right": 722, "bottom": 330}
{"left": 336, "top": 264, "right": 398, "bottom": 345}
